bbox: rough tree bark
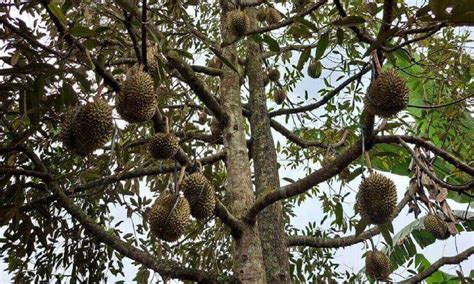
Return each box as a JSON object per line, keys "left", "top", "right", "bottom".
{"left": 246, "top": 9, "right": 290, "bottom": 283}
{"left": 219, "top": 1, "right": 266, "bottom": 283}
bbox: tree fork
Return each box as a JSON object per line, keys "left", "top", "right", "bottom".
{"left": 246, "top": 8, "right": 290, "bottom": 283}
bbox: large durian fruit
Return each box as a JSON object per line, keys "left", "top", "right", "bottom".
{"left": 182, "top": 172, "right": 216, "bottom": 219}
{"left": 148, "top": 133, "right": 179, "bottom": 160}
{"left": 356, "top": 172, "right": 397, "bottom": 224}
{"left": 148, "top": 193, "right": 190, "bottom": 242}
{"left": 116, "top": 65, "right": 157, "bottom": 123}
{"left": 256, "top": 8, "right": 267, "bottom": 22}
{"left": 60, "top": 99, "right": 113, "bottom": 156}
{"left": 265, "top": 8, "right": 282, "bottom": 25}
{"left": 424, "top": 213, "right": 450, "bottom": 240}
{"left": 365, "top": 250, "right": 391, "bottom": 281}
{"left": 226, "top": 10, "right": 250, "bottom": 37}
{"left": 267, "top": 68, "right": 280, "bottom": 82}
{"left": 365, "top": 69, "right": 409, "bottom": 118}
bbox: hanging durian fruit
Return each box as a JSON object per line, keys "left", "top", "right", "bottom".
{"left": 364, "top": 69, "right": 409, "bottom": 118}
{"left": 148, "top": 193, "right": 190, "bottom": 242}
{"left": 198, "top": 111, "right": 208, "bottom": 125}
{"left": 307, "top": 59, "right": 322, "bottom": 78}
{"left": 365, "top": 250, "right": 391, "bottom": 281}
{"left": 256, "top": 8, "right": 267, "bottom": 22}
{"left": 148, "top": 133, "right": 179, "bottom": 160}
{"left": 265, "top": 8, "right": 282, "bottom": 25}
{"left": 210, "top": 119, "right": 222, "bottom": 138}
{"left": 267, "top": 68, "right": 280, "bottom": 82}
{"left": 116, "top": 65, "right": 157, "bottom": 123}
{"left": 356, "top": 172, "right": 397, "bottom": 224}
{"left": 182, "top": 172, "right": 216, "bottom": 219}
{"left": 273, "top": 88, "right": 287, "bottom": 105}
{"left": 146, "top": 45, "right": 160, "bottom": 74}
{"left": 424, "top": 213, "right": 450, "bottom": 240}
{"left": 226, "top": 10, "right": 250, "bottom": 37}
{"left": 61, "top": 99, "right": 113, "bottom": 156}
{"left": 207, "top": 56, "right": 222, "bottom": 69}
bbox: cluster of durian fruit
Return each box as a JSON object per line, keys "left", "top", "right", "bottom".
{"left": 148, "top": 171, "right": 216, "bottom": 242}
{"left": 226, "top": 6, "right": 283, "bottom": 38}
{"left": 60, "top": 64, "right": 218, "bottom": 242}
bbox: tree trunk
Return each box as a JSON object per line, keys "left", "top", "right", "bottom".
{"left": 219, "top": 2, "right": 266, "bottom": 283}
{"left": 246, "top": 9, "right": 290, "bottom": 283}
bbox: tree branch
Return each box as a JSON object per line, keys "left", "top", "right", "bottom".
{"left": 221, "top": 0, "right": 328, "bottom": 47}
{"left": 0, "top": 167, "right": 52, "bottom": 181}
{"left": 399, "top": 246, "right": 474, "bottom": 284}
{"left": 269, "top": 64, "right": 371, "bottom": 117}
{"left": 333, "top": 0, "right": 375, "bottom": 44}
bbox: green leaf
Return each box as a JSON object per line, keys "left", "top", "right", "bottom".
{"left": 315, "top": 32, "right": 329, "bottom": 60}
{"left": 355, "top": 219, "right": 368, "bottom": 236}
{"left": 69, "top": 25, "right": 96, "bottom": 37}
{"left": 262, "top": 34, "right": 280, "bottom": 52}
{"left": 296, "top": 47, "right": 311, "bottom": 71}
{"left": 336, "top": 28, "right": 344, "bottom": 45}
{"left": 379, "top": 223, "right": 393, "bottom": 247}
{"left": 47, "top": 3, "right": 67, "bottom": 26}
{"left": 332, "top": 16, "right": 366, "bottom": 27}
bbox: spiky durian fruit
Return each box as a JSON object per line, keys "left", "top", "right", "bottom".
{"left": 148, "top": 193, "right": 190, "bottom": 242}
{"left": 148, "top": 133, "right": 179, "bottom": 160}
{"left": 198, "top": 112, "right": 207, "bottom": 125}
{"left": 182, "top": 172, "right": 216, "bottom": 219}
{"left": 61, "top": 99, "right": 113, "bottom": 156}
{"left": 273, "top": 88, "right": 287, "bottom": 105}
{"left": 156, "top": 86, "right": 173, "bottom": 98}
{"left": 116, "top": 65, "right": 156, "bottom": 123}
{"left": 226, "top": 10, "right": 250, "bottom": 37}
{"left": 357, "top": 172, "right": 397, "bottom": 225}
{"left": 207, "top": 56, "right": 222, "bottom": 69}
{"left": 365, "top": 250, "right": 391, "bottom": 281}
{"left": 265, "top": 8, "right": 282, "bottom": 25}
{"left": 424, "top": 214, "right": 450, "bottom": 240}
{"left": 147, "top": 46, "right": 160, "bottom": 73}
{"left": 210, "top": 119, "right": 222, "bottom": 138}
{"left": 256, "top": 8, "right": 267, "bottom": 22}
{"left": 267, "top": 68, "right": 280, "bottom": 82}
{"left": 307, "top": 59, "right": 322, "bottom": 78}
{"left": 365, "top": 69, "right": 409, "bottom": 118}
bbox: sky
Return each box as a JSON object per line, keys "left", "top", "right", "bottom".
{"left": 1, "top": 1, "right": 473, "bottom": 283}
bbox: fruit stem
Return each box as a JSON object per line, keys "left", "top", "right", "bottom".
{"left": 364, "top": 151, "right": 373, "bottom": 173}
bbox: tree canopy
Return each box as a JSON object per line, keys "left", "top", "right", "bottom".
{"left": 1, "top": 0, "right": 473, "bottom": 283}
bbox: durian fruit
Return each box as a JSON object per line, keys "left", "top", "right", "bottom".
{"left": 147, "top": 46, "right": 160, "bottom": 73}
{"left": 148, "top": 193, "right": 190, "bottom": 242}
{"left": 256, "top": 8, "right": 267, "bottom": 22}
{"left": 156, "top": 86, "right": 173, "bottom": 98}
{"left": 198, "top": 111, "right": 207, "bottom": 125}
{"left": 226, "top": 10, "right": 250, "bottom": 37}
{"left": 307, "top": 59, "right": 322, "bottom": 78}
{"left": 365, "top": 69, "right": 409, "bottom": 118}
{"left": 321, "top": 154, "right": 350, "bottom": 182}
{"left": 273, "top": 88, "right": 287, "bottom": 105}
{"left": 267, "top": 68, "right": 280, "bottom": 82}
{"left": 61, "top": 99, "right": 113, "bottom": 156}
{"left": 182, "top": 172, "right": 216, "bottom": 219}
{"left": 116, "top": 65, "right": 157, "bottom": 123}
{"left": 207, "top": 56, "right": 222, "bottom": 69}
{"left": 210, "top": 119, "right": 222, "bottom": 138}
{"left": 365, "top": 250, "right": 391, "bottom": 281}
{"left": 424, "top": 214, "right": 450, "bottom": 240}
{"left": 265, "top": 8, "right": 282, "bottom": 25}
{"left": 148, "top": 133, "right": 179, "bottom": 160}
{"left": 356, "top": 172, "right": 397, "bottom": 225}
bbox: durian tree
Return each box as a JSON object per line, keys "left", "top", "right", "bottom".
{"left": 1, "top": 0, "right": 474, "bottom": 283}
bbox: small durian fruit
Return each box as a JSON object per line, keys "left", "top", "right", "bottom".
{"left": 267, "top": 68, "right": 280, "bottom": 82}
{"left": 156, "top": 86, "right": 173, "bottom": 98}
{"left": 148, "top": 193, "right": 190, "bottom": 242}
{"left": 116, "top": 65, "right": 156, "bottom": 123}
{"left": 207, "top": 56, "right": 222, "bottom": 69}
{"left": 356, "top": 172, "right": 397, "bottom": 225}
{"left": 182, "top": 172, "right": 216, "bottom": 219}
{"left": 61, "top": 99, "right": 113, "bottom": 156}
{"left": 256, "top": 8, "right": 267, "bottom": 22}
{"left": 273, "top": 88, "right": 287, "bottom": 105}
{"left": 424, "top": 214, "right": 450, "bottom": 240}
{"left": 365, "top": 69, "right": 409, "bottom": 118}
{"left": 147, "top": 46, "right": 160, "bottom": 73}
{"left": 226, "top": 10, "right": 250, "bottom": 37}
{"left": 148, "top": 133, "right": 179, "bottom": 160}
{"left": 307, "top": 59, "right": 322, "bottom": 78}
{"left": 198, "top": 111, "right": 208, "bottom": 125}
{"left": 365, "top": 250, "right": 391, "bottom": 281}
{"left": 265, "top": 8, "right": 282, "bottom": 25}
{"left": 210, "top": 119, "right": 222, "bottom": 138}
